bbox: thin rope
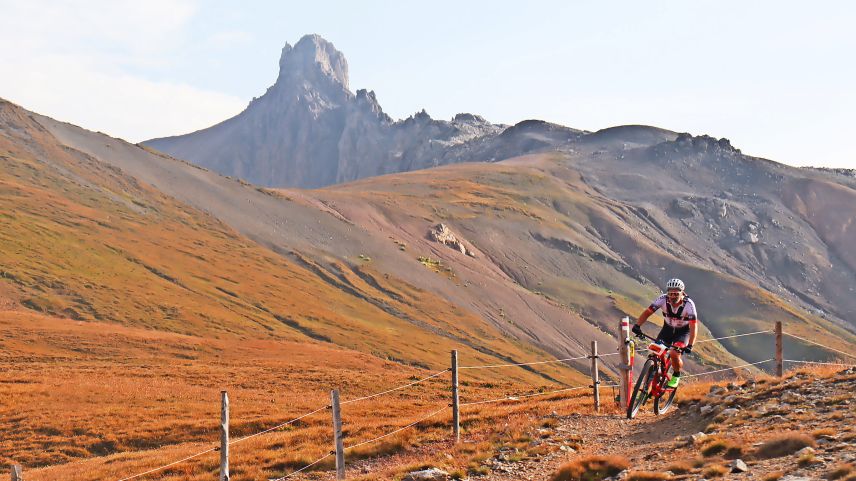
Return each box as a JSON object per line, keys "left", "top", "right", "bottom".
{"left": 695, "top": 329, "right": 772, "bottom": 344}
{"left": 783, "top": 331, "right": 856, "bottom": 360}
{"left": 460, "top": 385, "right": 588, "bottom": 406}
{"left": 115, "top": 404, "right": 328, "bottom": 481}
{"left": 341, "top": 369, "right": 449, "bottom": 405}
{"left": 270, "top": 452, "right": 334, "bottom": 481}
{"left": 230, "top": 405, "right": 329, "bottom": 447}
{"left": 116, "top": 446, "right": 218, "bottom": 481}
{"left": 344, "top": 406, "right": 449, "bottom": 451}
{"left": 682, "top": 359, "right": 773, "bottom": 378}
{"left": 459, "top": 354, "right": 589, "bottom": 370}
{"left": 784, "top": 359, "right": 856, "bottom": 367}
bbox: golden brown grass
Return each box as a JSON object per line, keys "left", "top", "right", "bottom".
{"left": 754, "top": 433, "right": 816, "bottom": 459}
{"left": 762, "top": 472, "right": 785, "bottom": 481}
{"left": 550, "top": 455, "right": 629, "bottom": 481}
{"left": 699, "top": 436, "right": 745, "bottom": 459}
{"left": 626, "top": 471, "right": 672, "bottom": 481}
{"left": 826, "top": 463, "right": 855, "bottom": 480}
{"left": 0, "top": 146, "right": 584, "bottom": 390}
{"left": 666, "top": 458, "right": 703, "bottom": 474}
{"left": 701, "top": 464, "right": 729, "bottom": 478}
{"left": 0, "top": 310, "right": 609, "bottom": 481}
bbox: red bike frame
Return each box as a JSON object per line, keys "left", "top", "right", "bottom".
{"left": 643, "top": 338, "right": 684, "bottom": 398}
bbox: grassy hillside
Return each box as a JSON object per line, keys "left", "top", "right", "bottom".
{"left": 313, "top": 155, "right": 856, "bottom": 364}
{"left": 0, "top": 99, "right": 584, "bottom": 381}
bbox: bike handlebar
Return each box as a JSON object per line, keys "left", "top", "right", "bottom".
{"left": 633, "top": 330, "right": 688, "bottom": 353}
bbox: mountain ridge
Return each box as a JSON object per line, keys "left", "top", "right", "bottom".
{"left": 143, "top": 34, "right": 582, "bottom": 188}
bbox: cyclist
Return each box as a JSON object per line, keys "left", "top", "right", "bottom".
{"left": 632, "top": 278, "right": 697, "bottom": 388}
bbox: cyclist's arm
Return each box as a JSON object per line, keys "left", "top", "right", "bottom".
{"left": 688, "top": 319, "right": 698, "bottom": 345}
{"left": 636, "top": 306, "right": 656, "bottom": 326}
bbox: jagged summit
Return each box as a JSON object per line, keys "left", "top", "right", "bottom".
{"left": 144, "top": 35, "right": 778, "bottom": 189}
{"left": 277, "top": 34, "right": 349, "bottom": 90}
{"left": 146, "top": 34, "right": 548, "bottom": 188}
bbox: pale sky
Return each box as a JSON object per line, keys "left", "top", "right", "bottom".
{"left": 1, "top": 1, "right": 854, "bottom": 169}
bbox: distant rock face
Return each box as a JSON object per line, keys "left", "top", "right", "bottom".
{"left": 144, "top": 34, "right": 580, "bottom": 188}
{"left": 429, "top": 223, "right": 476, "bottom": 257}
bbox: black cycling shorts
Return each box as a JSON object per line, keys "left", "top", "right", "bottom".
{"left": 656, "top": 324, "right": 690, "bottom": 347}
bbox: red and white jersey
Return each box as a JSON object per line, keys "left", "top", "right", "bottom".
{"left": 649, "top": 295, "right": 698, "bottom": 328}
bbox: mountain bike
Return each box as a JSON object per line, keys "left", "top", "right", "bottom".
{"left": 626, "top": 330, "right": 687, "bottom": 419}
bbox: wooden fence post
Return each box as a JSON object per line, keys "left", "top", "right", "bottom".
{"left": 331, "top": 389, "right": 345, "bottom": 480}
{"left": 775, "top": 321, "right": 783, "bottom": 377}
{"left": 590, "top": 341, "right": 600, "bottom": 412}
{"left": 10, "top": 465, "right": 22, "bottom": 481}
{"left": 220, "top": 391, "right": 229, "bottom": 481}
{"left": 618, "top": 317, "right": 632, "bottom": 410}
{"left": 451, "top": 350, "right": 460, "bottom": 443}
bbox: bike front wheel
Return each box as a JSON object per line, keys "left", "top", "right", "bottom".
{"left": 654, "top": 382, "right": 678, "bottom": 415}
{"left": 627, "top": 359, "right": 656, "bottom": 419}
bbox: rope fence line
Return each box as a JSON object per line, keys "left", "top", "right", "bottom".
{"left": 782, "top": 331, "right": 856, "bottom": 360}
{"left": 230, "top": 405, "right": 330, "bottom": 447}
{"left": 344, "top": 406, "right": 450, "bottom": 451}
{"left": 115, "top": 369, "right": 449, "bottom": 481}
{"left": 103, "top": 323, "right": 849, "bottom": 481}
{"left": 695, "top": 329, "right": 772, "bottom": 344}
{"left": 271, "top": 452, "right": 334, "bottom": 481}
{"left": 115, "top": 403, "right": 331, "bottom": 481}
{"left": 460, "top": 385, "right": 589, "bottom": 407}
{"left": 341, "top": 369, "right": 449, "bottom": 406}
{"left": 682, "top": 359, "right": 774, "bottom": 378}
{"left": 454, "top": 329, "right": 774, "bottom": 371}
{"left": 459, "top": 354, "right": 589, "bottom": 370}
{"left": 116, "top": 446, "right": 219, "bottom": 481}
{"left": 785, "top": 359, "right": 856, "bottom": 367}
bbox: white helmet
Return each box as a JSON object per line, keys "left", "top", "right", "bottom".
{"left": 666, "top": 278, "right": 685, "bottom": 291}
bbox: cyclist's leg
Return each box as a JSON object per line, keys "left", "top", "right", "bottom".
{"left": 670, "top": 326, "right": 691, "bottom": 374}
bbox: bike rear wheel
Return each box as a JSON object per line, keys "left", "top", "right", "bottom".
{"left": 654, "top": 382, "right": 678, "bottom": 414}
{"left": 627, "top": 359, "right": 656, "bottom": 419}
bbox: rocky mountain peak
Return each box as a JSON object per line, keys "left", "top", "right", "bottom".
{"left": 277, "top": 34, "right": 349, "bottom": 90}
{"left": 355, "top": 89, "right": 390, "bottom": 122}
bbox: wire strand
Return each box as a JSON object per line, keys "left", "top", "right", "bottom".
{"left": 116, "top": 446, "right": 218, "bottom": 481}
{"left": 115, "top": 403, "right": 328, "bottom": 481}
{"left": 460, "top": 385, "right": 588, "bottom": 406}
{"left": 782, "top": 332, "right": 856, "bottom": 360}
{"left": 459, "top": 354, "right": 589, "bottom": 370}
{"left": 344, "top": 406, "right": 449, "bottom": 451}
{"left": 682, "top": 359, "right": 773, "bottom": 378}
{"left": 269, "top": 452, "right": 334, "bottom": 481}
{"left": 341, "top": 369, "right": 449, "bottom": 406}
{"left": 695, "top": 329, "right": 772, "bottom": 344}
{"left": 230, "top": 405, "right": 329, "bottom": 447}
{"left": 784, "top": 359, "right": 856, "bottom": 367}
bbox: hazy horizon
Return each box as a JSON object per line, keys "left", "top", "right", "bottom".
{"left": 1, "top": 0, "right": 853, "bottom": 170}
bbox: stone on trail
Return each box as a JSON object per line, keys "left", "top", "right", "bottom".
{"left": 709, "top": 385, "right": 727, "bottom": 396}
{"left": 720, "top": 408, "right": 740, "bottom": 417}
{"left": 402, "top": 468, "right": 450, "bottom": 481}
{"left": 795, "top": 446, "right": 815, "bottom": 457}
{"left": 730, "top": 459, "right": 749, "bottom": 473}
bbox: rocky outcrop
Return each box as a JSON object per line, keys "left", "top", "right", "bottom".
{"left": 144, "top": 34, "right": 574, "bottom": 188}
{"left": 429, "top": 223, "right": 476, "bottom": 257}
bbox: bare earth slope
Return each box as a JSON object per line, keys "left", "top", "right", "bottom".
{"left": 1, "top": 98, "right": 580, "bottom": 383}
{"left": 23, "top": 98, "right": 856, "bottom": 373}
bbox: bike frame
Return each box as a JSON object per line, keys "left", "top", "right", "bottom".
{"left": 637, "top": 332, "right": 683, "bottom": 397}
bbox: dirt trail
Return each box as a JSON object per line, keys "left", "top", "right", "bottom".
{"left": 481, "top": 407, "right": 707, "bottom": 481}
{"left": 480, "top": 368, "right": 856, "bottom": 481}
